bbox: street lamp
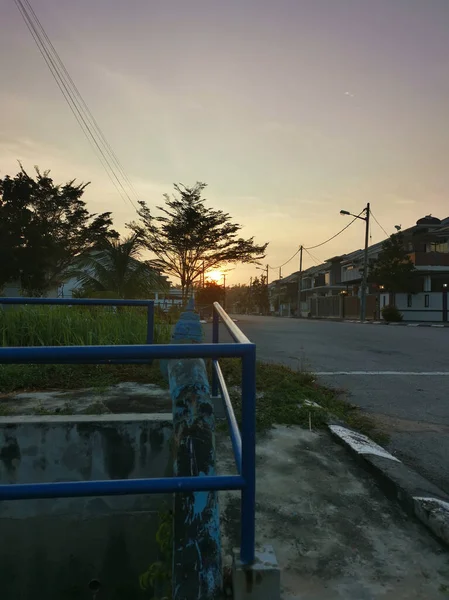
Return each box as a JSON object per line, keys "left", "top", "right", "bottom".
{"left": 340, "top": 203, "right": 370, "bottom": 321}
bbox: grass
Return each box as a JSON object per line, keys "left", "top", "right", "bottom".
{"left": 0, "top": 307, "right": 384, "bottom": 442}
{"left": 0, "top": 305, "right": 171, "bottom": 346}
{"left": 217, "top": 359, "right": 387, "bottom": 443}
{"left": 0, "top": 306, "right": 171, "bottom": 393}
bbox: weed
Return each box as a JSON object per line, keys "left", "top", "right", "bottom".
{"left": 216, "top": 359, "right": 386, "bottom": 442}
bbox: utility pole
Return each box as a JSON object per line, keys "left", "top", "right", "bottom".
{"left": 340, "top": 203, "right": 370, "bottom": 322}
{"left": 279, "top": 267, "right": 282, "bottom": 280}
{"left": 223, "top": 273, "right": 226, "bottom": 310}
{"left": 266, "top": 264, "right": 269, "bottom": 315}
{"left": 361, "top": 203, "right": 370, "bottom": 322}
{"left": 248, "top": 276, "right": 252, "bottom": 314}
{"left": 298, "top": 246, "right": 303, "bottom": 317}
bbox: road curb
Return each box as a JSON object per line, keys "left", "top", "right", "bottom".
{"left": 328, "top": 423, "right": 449, "bottom": 547}
{"left": 342, "top": 320, "right": 449, "bottom": 327}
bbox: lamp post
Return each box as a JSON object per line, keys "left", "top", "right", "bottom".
{"left": 340, "top": 203, "right": 370, "bottom": 321}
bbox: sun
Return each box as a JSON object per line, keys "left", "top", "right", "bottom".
{"left": 206, "top": 270, "right": 223, "bottom": 284}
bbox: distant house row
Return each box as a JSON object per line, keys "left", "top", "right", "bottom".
{"left": 269, "top": 215, "right": 449, "bottom": 322}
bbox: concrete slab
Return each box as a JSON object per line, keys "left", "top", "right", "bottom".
{"left": 0, "top": 382, "right": 172, "bottom": 415}
{"left": 217, "top": 426, "right": 449, "bottom": 599}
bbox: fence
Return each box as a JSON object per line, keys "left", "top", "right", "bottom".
{"left": 0, "top": 297, "right": 256, "bottom": 566}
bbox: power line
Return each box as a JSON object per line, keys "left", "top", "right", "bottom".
{"left": 22, "top": 0, "right": 141, "bottom": 205}
{"left": 268, "top": 247, "right": 301, "bottom": 271}
{"left": 13, "top": 0, "right": 138, "bottom": 211}
{"left": 304, "top": 210, "right": 364, "bottom": 250}
{"left": 304, "top": 248, "right": 321, "bottom": 265}
{"left": 370, "top": 209, "right": 389, "bottom": 238}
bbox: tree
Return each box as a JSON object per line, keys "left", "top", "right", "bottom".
{"left": 250, "top": 275, "right": 270, "bottom": 314}
{"left": 0, "top": 166, "right": 117, "bottom": 295}
{"left": 368, "top": 233, "right": 416, "bottom": 297}
{"left": 127, "top": 182, "right": 268, "bottom": 301}
{"left": 195, "top": 281, "right": 225, "bottom": 308}
{"left": 70, "top": 235, "right": 168, "bottom": 299}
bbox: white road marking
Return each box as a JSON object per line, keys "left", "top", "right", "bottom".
{"left": 330, "top": 425, "right": 401, "bottom": 462}
{"left": 316, "top": 371, "right": 449, "bottom": 376}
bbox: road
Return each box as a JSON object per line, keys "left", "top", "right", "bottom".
{"left": 218, "top": 315, "right": 449, "bottom": 494}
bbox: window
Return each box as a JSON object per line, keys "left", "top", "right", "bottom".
{"left": 407, "top": 294, "right": 412, "bottom": 308}
{"left": 430, "top": 240, "right": 449, "bottom": 253}
{"left": 425, "top": 294, "right": 430, "bottom": 308}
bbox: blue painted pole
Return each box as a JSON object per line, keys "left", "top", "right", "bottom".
{"left": 146, "top": 302, "right": 154, "bottom": 344}
{"left": 211, "top": 307, "right": 219, "bottom": 396}
{"left": 240, "top": 345, "right": 257, "bottom": 565}
{"left": 168, "top": 299, "right": 222, "bottom": 599}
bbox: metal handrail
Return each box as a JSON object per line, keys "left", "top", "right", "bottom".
{"left": 0, "top": 299, "right": 256, "bottom": 565}
{"left": 213, "top": 301, "right": 251, "bottom": 344}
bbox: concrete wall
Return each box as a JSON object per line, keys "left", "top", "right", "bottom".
{"left": 395, "top": 292, "right": 448, "bottom": 322}
{"left": 0, "top": 414, "right": 172, "bottom": 600}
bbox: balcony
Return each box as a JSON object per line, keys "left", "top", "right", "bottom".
{"left": 409, "top": 252, "right": 449, "bottom": 267}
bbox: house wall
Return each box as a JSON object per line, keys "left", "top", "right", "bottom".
{"left": 395, "top": 292, "right": 448, "bottom": 322}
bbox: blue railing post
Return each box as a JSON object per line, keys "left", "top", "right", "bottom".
{"left": 168, "top": 299, "right": 222, "bottom": 599}
{"left": 211, "top": 307, "right": 219, "bottom": 396}
{"left": 146, "top": 301, "right": 154, "bottom": 344}
{"left": 240, "top": 345, "right": 256, "bottom": 565}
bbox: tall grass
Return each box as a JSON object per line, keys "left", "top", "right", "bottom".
{"left": 0, "top": 306, "right": 171, "bottom": 347}
{"left": 0, "top": 306, "right": 172, "bottom": 393}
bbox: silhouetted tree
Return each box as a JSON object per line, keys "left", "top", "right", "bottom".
{"left": 70, "top": 235, "right": 168, "bottom": 299}
{"left": 368, "top": 233, "right": 416, "bottom": 300}
{"left": 127, "top": 183, "right": 268, "bottom": 302}
{"left": 0, "top": 166, "right": 117, "bottom": 295}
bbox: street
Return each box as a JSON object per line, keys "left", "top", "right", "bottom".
{"left": 218, "top": 316, "right": 449, "bottom": 494}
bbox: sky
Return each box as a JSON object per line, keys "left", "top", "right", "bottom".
{"left": 1, "top": 0, "right": 449, "bottom": 285}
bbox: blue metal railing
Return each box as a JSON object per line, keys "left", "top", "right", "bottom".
{"left": 0, "top": 299, "right": 256, "bottom": 565}
{"left": 0, "top": 297, "right": 155, "bottom": 345}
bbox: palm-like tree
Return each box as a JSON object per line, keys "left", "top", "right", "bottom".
{"left": 71, "top": 235, "right": 167, "bottom": 299}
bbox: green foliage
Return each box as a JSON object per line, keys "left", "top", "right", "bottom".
{"left": 127, "top": 182, "right": 268, "bottom": 301}
{"left": 69, "top": 235, "right": 168, "bottom": 299}
{"left": 368, "top": 233, "right": 416, "bottom": 294}
{"left": 216, "top": 359, "right": 387, "bottom": 443}
{"left": 0, "top": 306, "right": 170, "bottom": 347}
{"left": 381, "top": 304, "right": 403, "bottom": 322}
{"left": 0, "top": 166, "right": 117, "bottom": 295}
{"left": 0, "top": 306, "right": 171, "bottom": 393}
{"left": 0, "top": 362, "right": 168, "bottom": 395}
{"left": 227, "top": 276, "right": 269, "bottom": 314}
{"left": 250, "top": 275, "right": 269, "bottom": 314}
{"left": 195, "top": 281, "right": 225, "bottom": 309}
{"left": 139, "top": 509, "right": 173, "bottom": 599}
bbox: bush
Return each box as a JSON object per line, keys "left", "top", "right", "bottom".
{"left": 381, "top": 304, "right": 403, "bottom": 322}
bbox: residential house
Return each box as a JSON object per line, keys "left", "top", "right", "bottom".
{"left": 273, "top": 214, "right": 449, "bottom": 322}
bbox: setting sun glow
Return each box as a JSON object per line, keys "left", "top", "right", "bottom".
{"left": 206, "top": 270, "right": 223, "bottom": 284}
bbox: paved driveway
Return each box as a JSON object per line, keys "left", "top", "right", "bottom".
{"left": 214, "top": 315, "right": 449, "bottom": 494}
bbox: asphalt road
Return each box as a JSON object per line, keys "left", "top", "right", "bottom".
{"left": 217, "top": 315, "right": 449, "bottom": 494}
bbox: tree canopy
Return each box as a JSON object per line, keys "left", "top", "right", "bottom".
{"left": 0, "top": 166, "right": 117, "bottom": 295}
{"left": 70, "top": 234, "right": 168, "bottom": 299}
{"left": 127, "top": 182, "right": 268, "bottom": 300}
{"left": 368, "top": 233, "right": 416, "bottom": 294}
{"left": 195, "top": 281, "right": 225, "bottom": 308}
